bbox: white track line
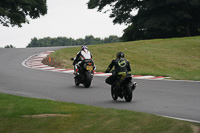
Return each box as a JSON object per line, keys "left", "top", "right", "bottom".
{"left": 161, "top": 115, "right": 200, "bottom": 123}
{"left": 22, "top": 51, "right": 169, "bottom": 80}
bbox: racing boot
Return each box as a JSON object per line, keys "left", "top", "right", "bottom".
{"left": 74, "top": 65, "right": 80, "bottom": 77}
{"left": 131, "top": 82, "right": 137, "bottom": 91}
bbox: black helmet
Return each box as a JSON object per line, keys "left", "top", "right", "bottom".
{"left": 116, "top": 52, "right": 124, "bottom": 59}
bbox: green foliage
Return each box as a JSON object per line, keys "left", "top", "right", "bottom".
{"left": 87, "top": 0, "right": 200, "bottom": 41}
{"left": 87, "top": 0, "right": 139, "bottom": 24}
{"left": 0, "top": 0, "right": 47, "bottom": 27}
{"left": 4, "top": 45, "right": 15, "bottom": 48}
{"left": 26, "top": 35, "right": 121, "bottom": 47}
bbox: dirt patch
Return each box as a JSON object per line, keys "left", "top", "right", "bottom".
{"left": 22, "top": 114, "right": 71, "bottom": 118}
{"left": 42, "top": 56, "right": 63, "bottom": 68}
{"left": 191, "top": 125, "right": 200, "bottom": 133}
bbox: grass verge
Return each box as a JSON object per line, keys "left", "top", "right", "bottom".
{"left": 49, "top": 36, "right": 200, "bottom": 81}
{"left": 0, "top": 93, "right": 199, "bottom": 133}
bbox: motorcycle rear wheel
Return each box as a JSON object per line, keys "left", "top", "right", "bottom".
{"left": 124, "top": 83, "right": 132, "bottom": 102}
{"left": 83, "top": 71, "right": 92, "bottom": 88}
{"left": 111, "top": 85, "right": 118, "bottom": 100}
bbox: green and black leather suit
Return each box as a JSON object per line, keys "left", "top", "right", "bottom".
{"left": 105, "top": 57, "right": 131, "bottom": 85}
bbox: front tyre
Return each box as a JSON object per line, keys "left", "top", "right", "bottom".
{"left": 83, "top": 71, "right": 92, "bottom": 88}
{"left": 111, "top": 85, "right": 118, "bottom": 100}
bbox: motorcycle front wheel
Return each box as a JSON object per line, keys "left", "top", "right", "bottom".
{"left": 111, "top": 85, "right": 118, "bottom": 100}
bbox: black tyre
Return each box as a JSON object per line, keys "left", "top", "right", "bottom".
{"left": 111, "top": 85, "right": 118, "bottom": 100}
{"left": 83, "top": 71, "right": 92, "bottom": 88}
{"left": 75, "top": 76, "right": 80, "bottom": 86}
{"left": 124, "top": 83, "right": 132, "bottom": 102}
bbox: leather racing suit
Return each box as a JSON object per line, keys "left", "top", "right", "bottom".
{"left": 73, "top": 49, "right": 94, "bottom": 74}
{"left": 105, "top": 57, "right": 131, "bottom": 85}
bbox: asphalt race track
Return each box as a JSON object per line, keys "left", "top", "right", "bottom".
{"left": 0, "top": 47, "right": 200, "bottom": 123}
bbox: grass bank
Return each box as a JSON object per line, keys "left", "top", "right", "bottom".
{"left": 50, "top": 36, "right": 200, "bottom": 81}
{"left": 0, "top": 93, "right": 199, "bottom": 133}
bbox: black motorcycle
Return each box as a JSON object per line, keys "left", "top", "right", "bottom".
{"left": 111, "top": 72, "right": 136, "bottom": 102}
{"left": 71, "top": 58, "right": 94, "bottom": 88}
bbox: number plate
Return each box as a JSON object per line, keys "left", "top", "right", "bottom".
{"left": 86, "top": 65, "right": 93, "bottom": 71}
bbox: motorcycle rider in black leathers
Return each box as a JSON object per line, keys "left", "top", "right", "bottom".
{"left": 105, "top": 52, "right": 136, "bottom": 90}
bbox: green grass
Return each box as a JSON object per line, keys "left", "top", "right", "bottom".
{"left": 50, "top": 36, "right": 200, "bottom": 81}
{"left": 0, "top": 93, "right": 199, "bottom": 133}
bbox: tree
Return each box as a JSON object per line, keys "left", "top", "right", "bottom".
{"left": 4, "top": 45, "right": 15, "bottom": 48}
{"left": 26, "top": 35, "right": 121, "bottom": 47}
{"left": 0, "top": 0, "right": 47, "bottom": 27}
{"left": 104, "top": 35, "right": 121, "bottom": 43}
{"left": 88, "top": 0, "right": 200, "bottom": 41}
{"left": 27, "top": 37, "right": 38, "bottom": 47}
{"left": 84, "top": 35, "right": 95, "bottom": 45}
